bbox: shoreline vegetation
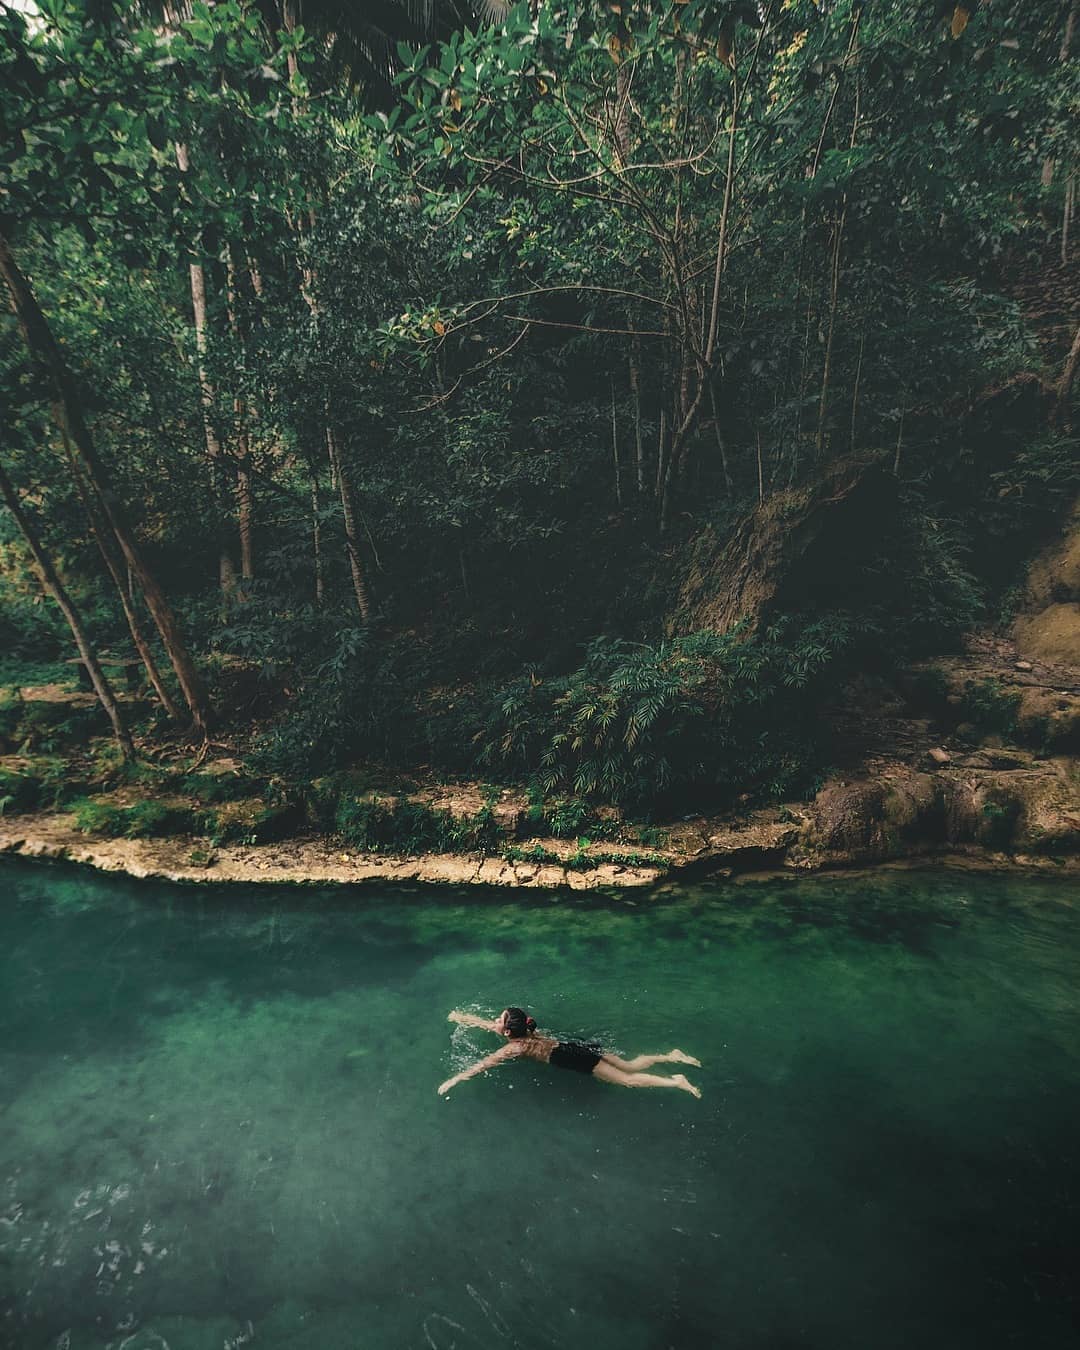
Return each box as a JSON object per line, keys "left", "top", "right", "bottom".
{"left": 3, "top": 807, "right": 1077, "bottom": 892}
{"left": 3, "top": 722, "right": 1076, "bottom": 890}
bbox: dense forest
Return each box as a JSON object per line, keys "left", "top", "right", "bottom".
{"left": 1, "top": 0, "right": 1077, "bottom": 863}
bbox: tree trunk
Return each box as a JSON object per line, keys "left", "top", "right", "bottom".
{"left": 226, "top": 253, "right": 256, "bottom": 590}
{"left": 850, "top": 327, "right": 866, "bottom": 451}
{"left": 0, "top": 230, "right": 212, "bottom": 737}
{"left": 629, "top": 329, "right": 646, "bottom": 495}
{"left": 0, "top": 459, "right": 135, "bottom": 760}
{"left": 325, "top": 425, "right": 372, "bottom": 621}
{"left": 610, "top": 379, "right": 623, "bottom": 507}
{"left": 63, "top": 434, "right": 183, "bottom": 721}
{"left": 708, "top": 383, "right": 732, "bottom": 496}
{"left": 237, "top": 443, "right": 254, "bottom": 586}
{"left": 815, "top": 212, "right": 845, "bottom": 458}
{"left": 175, "top": 142, "right": 237, "bottom": 606}
{"left": 311, "top": 474, "right": 324, "bottom": 606}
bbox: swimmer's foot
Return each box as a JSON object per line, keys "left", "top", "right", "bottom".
{"left": 668, "top": 1050, "right": 701, "bottom": 1067}
{"left": 672, "top": 1074, "right": 702, "bottom": 1099}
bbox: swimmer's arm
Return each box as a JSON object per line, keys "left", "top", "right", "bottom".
{"left": 447, "top": 1010, "right": 501, "bottom": 1032}
{"left": 438, "top": 1047, "right": 512, "bottom": 1096}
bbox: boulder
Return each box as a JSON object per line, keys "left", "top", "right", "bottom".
{"left": 670, "top": 458, "right": 897, "bottom": 635}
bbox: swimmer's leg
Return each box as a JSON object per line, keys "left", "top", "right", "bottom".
{"left": 593, "top": 1061, "right": 701, "bottom": 1098}
{"left": 601, "top": 1050, "right": 702, "bottom": 1072}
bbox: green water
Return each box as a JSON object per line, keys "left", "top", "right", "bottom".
{"left": 1, "top": 862, "right": 1078, "bottom": 1350}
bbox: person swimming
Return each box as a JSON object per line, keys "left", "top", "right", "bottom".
{"left": 438, "top": 1006, "right": 702, "bottom": 1098}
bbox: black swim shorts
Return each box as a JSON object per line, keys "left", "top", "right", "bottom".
{"left": 550, "top": 1041, "right": 602, "bottom": 1074}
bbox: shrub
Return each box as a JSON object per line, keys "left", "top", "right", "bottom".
{"left": 479, "top": 622, "right": 851, "bottom": 810}
{"left": 0, "top": 766, "right": 38, "bottom": 815}
{"left": 522, "top": 785, "right": 612, "bottom": 839}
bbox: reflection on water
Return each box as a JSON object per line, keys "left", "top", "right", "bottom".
{"left": 1, "top": 860, "right": 1078, "bottom": 1350}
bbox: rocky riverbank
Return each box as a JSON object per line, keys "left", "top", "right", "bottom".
{"left": 3, "top": 743, "right": 1076, "bottom": 890}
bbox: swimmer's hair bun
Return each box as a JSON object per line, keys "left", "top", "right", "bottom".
{"left": 526, "top": 1015, "right": 537, "bottom": 1031}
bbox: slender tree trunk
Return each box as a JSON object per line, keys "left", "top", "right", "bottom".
{"left": 310, "top": 474, "right": 324, "bottom": 606}
{"left": 610, "top": 379, "right": 623, "bottom": 507}
{"left": 816, "top": 35, "right": 861, "bottom": 459}
{"left": 282, "top": 0, "right": 300, "bottom": 79}
{"left": 226, "top": 256, "right": 256, "bottom": 590}
{"left": 0, "top": 460, "right": 134, "bottom": 759}
{"left": 613, "top": 62, "right": 632, "bottom": 168}
{"left": 893, "top": 408, "right": 906, "bottom": 477}
{"left": 237, "top": 438, "right": 254, "bottom": 586}
{"left": 815, "top": 213, "right": 845, "bottom": 458}
{"left": 655, "top": 410, "right": 667, "bottom": 503}
{"left": 629, "top": 328, "right": 645, "bottom": 495}
{"left": 63, "top": 435, "right": 183, "bottom": 721}
{"left": 0, "top": 230, "right": 212, "bottom": 737}
{"left": 325, "top": 425, "right": 372, "bottom": 621}
{"left": 1063, "top": 171, "right": 1075, "bottom": 265}
{"left": 708, "top": 383, "right": 732, "bottom": 496}
{"left": 704, "top": 73, "right": 739, "bottom": 368}
{"left": 755, "top": 428, "right": 765, "bottom": 504}
{"left": 175, "top": 142, "right": 237, "bottom": 606}
{"left": 850, "top": 327, "right": 866, "bottom": 451}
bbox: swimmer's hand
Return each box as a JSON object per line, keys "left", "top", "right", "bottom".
{"left": 448, "top": 1010, "right": 500, "bottom": 1031}
{"left": 438, "top": 1048, "right": 510, "bottom": 1096}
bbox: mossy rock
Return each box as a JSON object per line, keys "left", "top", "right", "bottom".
{"left": 1010, "top": 766, "right": 1080, "bottom": 854}
{"left": 805, "top": 779, "right": 889, "bottom": 854}
{"left": 880, "top": 775, "right": 946, "bottom": 849}
{"left": 1015, "top": 687, "right": 1080, "bottom": 753}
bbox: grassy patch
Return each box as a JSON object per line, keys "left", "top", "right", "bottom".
{"left": 334, "top": 793, "right": 503, "bottom": 854}
{"left": 502, "top": 842, "right": 665, "bottom": 871}
{"left": 67, "top": 797, "right": 197, "bottom": 839}
{"left": 0, "top": 658, "right": 75, "bottom": 692}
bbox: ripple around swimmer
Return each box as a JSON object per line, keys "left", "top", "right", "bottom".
{"left": 1, "top": 859, "right": 1078, "bottom": 1350}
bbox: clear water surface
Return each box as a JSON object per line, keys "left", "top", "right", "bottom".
{"left": 1, "top": 859, "right": 1078, "bottom": 1350}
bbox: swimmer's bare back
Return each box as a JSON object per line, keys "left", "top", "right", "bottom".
{"left": 439, "top": 1008, "right": 701, "bottom": 1098}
